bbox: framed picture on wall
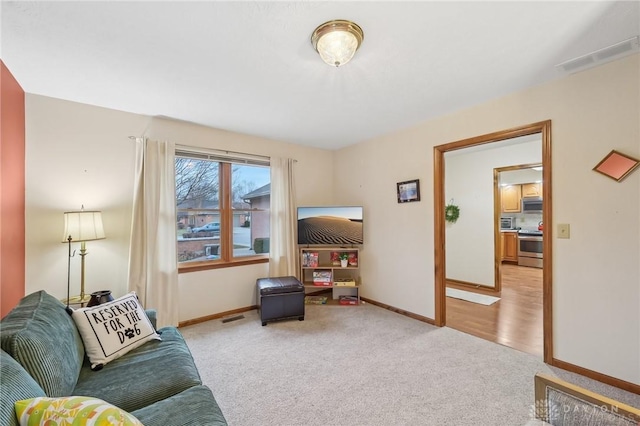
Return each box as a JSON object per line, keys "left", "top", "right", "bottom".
{"left": 397, "top": 179, "right": 420, "bottom": 203}
{"left": 593, "top": 150, "right": 640, "bottom": 182}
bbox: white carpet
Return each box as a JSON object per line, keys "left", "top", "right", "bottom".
{"left": 446, "top": 287, "right": 500, "bottom": 305}
{"left": 180, "top": 305, "right": 640, "bottom": 426}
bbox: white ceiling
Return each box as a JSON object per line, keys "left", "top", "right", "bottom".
{"left": 2, "top": 1, "right": 639, "bottom": 150}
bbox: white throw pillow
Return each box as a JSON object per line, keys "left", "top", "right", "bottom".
{"left": 72, "top": 291, "right": 161, "bottom": 370}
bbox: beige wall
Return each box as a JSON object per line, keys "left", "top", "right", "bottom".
{"left": 334, "top": 54, "right": 640, "bottom": 384}
{"left": 146, "top": 118, "right": 334, "bottom": 320}
{"left": 25, "top": 95, "right": 334, "bottom": 323}
{"left": 25, "top": 96, "right": 147, "bottom": 307}
{"left": 24, "top": 54, "right": 639, "bottom": 385}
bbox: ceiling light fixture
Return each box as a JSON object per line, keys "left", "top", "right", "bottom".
{"left": 311, "top": 19, "right": 364, "bottom": 67}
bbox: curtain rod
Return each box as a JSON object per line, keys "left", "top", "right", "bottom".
{"left": 129, "top": 137, "right": 297, "bottom": 162}
{"left": 175, "top": 144, "right": 271, "bottom": 162}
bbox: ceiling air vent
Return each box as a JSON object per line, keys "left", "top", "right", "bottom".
{"left": 556, "top": 36, "right": 639, "bottom": 74}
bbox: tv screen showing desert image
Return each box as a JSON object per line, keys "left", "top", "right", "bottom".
{"left": 297, "top": 206, "right": 363, "bottom": 245}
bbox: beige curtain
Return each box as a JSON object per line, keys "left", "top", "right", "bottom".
{"left": 128, "top": 138, "right": 179, "bottom": 328}
{"left": 269, "top": 157, "right": 297, "bottom": 277}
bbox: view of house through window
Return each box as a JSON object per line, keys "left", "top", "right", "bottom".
{"left": 176, "top": 151, "right": 270, "bottom": 265}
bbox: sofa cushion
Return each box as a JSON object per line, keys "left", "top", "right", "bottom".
{"left": 73, "top": 326, "right": 203, "bottom": 412}
{"left": 145, "top": 308, "right": 157, "bottom": 329}
{"left": 15, "top": 396, "right": 143, "bottom": 426}
{"left": 131, "top": 385, "right": 228, "bottom": 426}
{"left": 71, "top": 291, "right": 161, "bottom": 370}
{"left": 0, "top": 291, "right": 84, "bottom": 397}
{"left": 0, "top": 350, "right": 46, "bottom": 426}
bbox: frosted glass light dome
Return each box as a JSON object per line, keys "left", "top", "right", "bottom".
{"left": 311, "top": 20, "right": 364, "bottom": 67}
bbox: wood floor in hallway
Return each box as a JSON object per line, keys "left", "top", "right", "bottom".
{"left": 446, "top": 264, "right": 543, "bottom": 357}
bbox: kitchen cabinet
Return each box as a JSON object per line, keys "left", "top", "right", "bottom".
{"left": 522, "top": 182, "right": 542, "bottom": 198}
{"left": 501, "top": 231, "right": 518, "bottom": 263}
{"left": 501, "top": 182, "right": 542, "bottom": 213}
{"left": 501, "top": 185, "right": 522, "bottom": 213}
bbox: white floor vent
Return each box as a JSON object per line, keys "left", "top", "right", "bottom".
{"left": 556, "top": 36, "right": 639, "bottom": 74}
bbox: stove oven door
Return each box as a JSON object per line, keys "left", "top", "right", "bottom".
{"left": 518, "top": 235, "right": 543, "bottom": 268}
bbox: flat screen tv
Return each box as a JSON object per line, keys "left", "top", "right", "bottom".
{"left": 297, "top": 206, "right": 363, "bottom": 245}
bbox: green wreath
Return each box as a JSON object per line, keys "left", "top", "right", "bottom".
{"left": 445, "top": 203, "right": 460, "bottom": 223}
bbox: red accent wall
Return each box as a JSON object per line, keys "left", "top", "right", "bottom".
{"left": 1, "top": 61, "right": 26, "bottom": 317}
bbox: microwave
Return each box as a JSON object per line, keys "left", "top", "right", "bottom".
{"left": 522, "top": 197, "right": 543, "bottom": 213}
{"left": 500, "top": 217, "right": 516, "bottom": 230}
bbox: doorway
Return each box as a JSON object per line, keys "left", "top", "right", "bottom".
{"left": 433, "top": 121, "right": 553, "bottom": 363}
{"left": 445, "top": 161, "right": 544, "bottom": 356}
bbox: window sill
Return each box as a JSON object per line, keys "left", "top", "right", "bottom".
{"left": 178, "top": 256, "right": 269, "bottom": 274}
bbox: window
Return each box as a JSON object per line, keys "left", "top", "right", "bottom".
{"left": 176, "top": 149, "right": 270, "bottom": 270}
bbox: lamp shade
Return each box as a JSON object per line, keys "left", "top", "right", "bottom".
{"left": 62, "top": 211, "right": 106, "bottom": 243}
{"left": 311, "top": 20, "right": 364, "bottom": 67}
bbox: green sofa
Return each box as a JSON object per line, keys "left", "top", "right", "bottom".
{"left": 1, "top": 290, "right": 227, "bottom": 426}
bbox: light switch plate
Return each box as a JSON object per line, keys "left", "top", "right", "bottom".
{"left": 558, "top": 224, "right": 570, "bottom": 239}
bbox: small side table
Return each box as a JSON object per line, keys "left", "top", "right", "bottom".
{"left": 62, "top": 290, "right": 113, "bottom": 308}
{"left": 61, "top": 294, "right": 92, "bottom": 308}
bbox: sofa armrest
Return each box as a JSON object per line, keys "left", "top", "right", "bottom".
{"left": 145, "top": 309, "right": 157, "bottom": 329}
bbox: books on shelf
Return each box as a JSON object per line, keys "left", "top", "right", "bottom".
{"left": 312, "top": 270, "right": 331, "bottom": 281}
{"left": 333, "top": 278, "right": 356, "bottom": 287}
{"left": 312, "top": 270, "right": 332, "bottom": 286}
{"left": 305, "top": 296, "right": 327, "bottom": 305}
{"left": 302, "top": 252, "right": 319, "bottom": 267}
{"left": 339, "top": 296, "right": 359, "bottom": 305}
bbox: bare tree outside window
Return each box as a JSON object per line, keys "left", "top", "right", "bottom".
{"left": 175, "top": 158, "right": 219, "bottom": 208}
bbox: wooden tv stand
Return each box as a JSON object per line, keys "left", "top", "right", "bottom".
{"left": 299, "top": 247, "right": 360, "bottom": 305}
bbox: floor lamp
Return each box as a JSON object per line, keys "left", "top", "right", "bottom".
{"left": 62, "top": 208, "right": 106, "bottom": 306}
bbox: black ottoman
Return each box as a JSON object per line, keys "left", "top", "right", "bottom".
{"left": 256, "top": 276, "right": 305, "bottom": 326}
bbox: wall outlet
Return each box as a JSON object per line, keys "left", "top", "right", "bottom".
{"left": 558, "top": 223, "right": 570, "bottom": 239}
